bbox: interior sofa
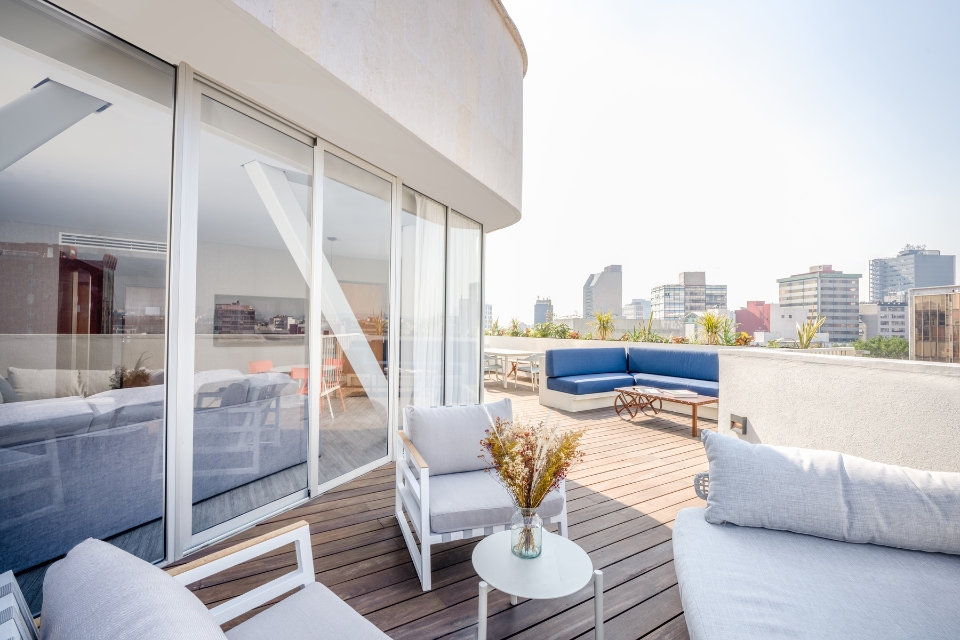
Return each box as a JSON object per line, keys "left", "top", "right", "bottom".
{"left": 539, "top": 346, "right": 719, "bottom": 413}
{"left": 0, "top": 368, "right": 305, "bottom": 575}
{"left": 674, "top": 430, "right": 960, "bottom": 639}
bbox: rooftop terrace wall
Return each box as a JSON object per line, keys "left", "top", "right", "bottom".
{"left": 718, "top": 349, "right": 960, "bottom": 472}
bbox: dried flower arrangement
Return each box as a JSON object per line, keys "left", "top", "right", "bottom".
{"left": 109, "top": 354, "right": 152, "bottom": 390}
{"left": 480, "top": 415, "right": 586, "bottom": 556}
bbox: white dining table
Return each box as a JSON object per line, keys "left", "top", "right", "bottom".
{"left": 483, "top": 348, "right": 541, "bottom": 389}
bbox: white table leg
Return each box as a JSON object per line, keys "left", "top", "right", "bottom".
{"left": 510, "top": 593, "right": 517, "bottom": 605}
{"left": 502, "top": 356, "right": 508, "bottom": 388}
{"left": 594, "top": 569, "right": 604, "bottom": 640}
{"left": 478, "top": 581, "right": 488, "bottom": 640}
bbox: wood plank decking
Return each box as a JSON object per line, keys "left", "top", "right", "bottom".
{"left": 175, "top": 382, "right": 711, "bottom": 639}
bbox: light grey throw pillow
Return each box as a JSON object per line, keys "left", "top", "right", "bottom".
{"left": 41, "top": 538, "right": 227, "bottom": 640}
{"left": 404, "top": 398, "right": 512, "bottom": 476}
{"left": 702, "top": 430, "right": 960, "bottom": 555}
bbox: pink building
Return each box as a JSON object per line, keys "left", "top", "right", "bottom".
{"left": 736, "top": 301, "right": 771, "bottom": 335}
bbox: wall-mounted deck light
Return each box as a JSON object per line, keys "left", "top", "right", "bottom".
{"left": 730, "top": 414, "right": 747, "bottom": 435}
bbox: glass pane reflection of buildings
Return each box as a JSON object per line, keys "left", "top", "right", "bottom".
{"left": 319, "top": 153, "right": 391, "bottom": 485}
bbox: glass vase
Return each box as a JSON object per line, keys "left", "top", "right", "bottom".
{"left": 510, "top": 507, "right": 543, "bottom": 559}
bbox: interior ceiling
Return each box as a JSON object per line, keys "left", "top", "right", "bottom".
{"left": 0, "top": 39, "right": 390, "bottom": 264}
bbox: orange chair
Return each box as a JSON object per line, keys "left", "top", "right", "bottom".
{"left": 289, "top": 367, "right": 309, "bottom": 395}
{"left": 248, "top": 360, "right": 274, "bottom": 374}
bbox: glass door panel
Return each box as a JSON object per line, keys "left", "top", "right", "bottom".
{"left": 318, "top": 152, "right": 391, "bottom": 484}
{"left": 192, "top": 95, "right": 313, "bottom": 534}
{"left": 0, "top": 1, "right": 174, "bottom": 612}
{"left": 399, "top": 187, "right": 446, "bottom": 409}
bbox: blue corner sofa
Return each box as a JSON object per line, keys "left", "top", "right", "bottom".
{"left": 539, "top": 346, "right": 719, "bottom": 413}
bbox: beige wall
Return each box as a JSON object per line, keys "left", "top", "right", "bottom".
{"left": 230, "top": 0, "right": 524, "bottom": 212}
{"left": 717, "top": 349, "right": 960, "bottom": 472}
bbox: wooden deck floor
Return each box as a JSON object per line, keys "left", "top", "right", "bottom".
{"left": 177, "top": 382, "right": 711, "bottom": 639}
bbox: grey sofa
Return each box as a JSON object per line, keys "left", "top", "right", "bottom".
{"left": 0, "top": 369, "right": 305, "bottom": 574}
{"left": 673, "top": 430, "right": 960, "bottom": 639}
{"left": 39, "top": 521, "right": 387, "bottom": 639}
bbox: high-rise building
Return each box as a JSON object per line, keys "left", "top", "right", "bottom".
{"left": 735, "top": 301, "right": 771, "bottom": 335}
{"left": 777, "top": 265, "right": 861, "bottom": 343}
{"left": 651, "top": 272, "right": 727, "bottom": 320}
{"left": 483, "top": 303, "right": 493, "bottom": 330}
{"left": 533, "top": 297, "right": 553, "bottom": 324}
{"left": 583, "top": 265, "right": 622, "bottom": 318}
{"left": 622, "top": 298, "right": 652, "bottom": 320}
{"left": 869, "top": 246, "right": 955, "bottom": 303}
{"left": 860, "top": 302, "right": 908, "bottom": 339}
{"left": 909, "top": 285, "right": 960, "bottom": 363}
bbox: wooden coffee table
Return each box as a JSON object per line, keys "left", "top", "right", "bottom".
{"left": 614, "top": 386, "right": 718, "bottom": 437}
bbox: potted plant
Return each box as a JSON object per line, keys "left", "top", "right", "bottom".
{"left": 480, "top": 415, "right": 586, "bottom": 558}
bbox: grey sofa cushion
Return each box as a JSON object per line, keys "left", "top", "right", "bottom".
{"left": 404, "top": 398, "right": 511, "bottom": 476}
{"left": 41, "top": 538, "right": 227, "bottom": 640}
{"left": 673, "top": 507, "right": 960, "bottom": 640}
{"left": 245, "top": 372, "right": 298, "bottom": 403}
{"left": 225, "top": 582, "right": 388, "bottom": 640}
{"left": 195, "top": 370, "right": 249, "bottom": 409}
{"left": 429, "top": 469, "right": 564, "bottom": 534}
{"left": 701, "top": 430, "right": 960, "bottom": 555}
{"left": 78, "top": 370, "right": 114, "bottom": 397}
{"left": 0, "top": 396, "right": 93, "bottom": 447}
{"left": 0, "top": 375, "right": 21, "bottom": 403}
{"left": 7, "top": 368, "right": 81, "bottom": 401}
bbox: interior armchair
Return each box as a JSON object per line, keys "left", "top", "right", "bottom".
{"left": 395, "top": 399, "right": 569, "bottom": 591}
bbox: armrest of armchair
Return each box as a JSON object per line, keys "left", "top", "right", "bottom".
{"left": 397, "top": 431, "right": 427, "bottom": 470}
{"left": 694, "top": 472, "right": 709, "bottom": 500}
{"left": 167, "top": 520, "right": 314, "bottom": 625}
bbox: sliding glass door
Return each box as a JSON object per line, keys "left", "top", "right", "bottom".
{"left": 189, "top": 91, "right": 314, "bottom": 539}
{"left": 317, "top": 151, "right": 393, "bottom": 486}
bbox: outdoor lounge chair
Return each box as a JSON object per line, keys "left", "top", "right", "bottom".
{"left": 36, "top": 521, "right": 387, "bottom": 639}
{"left": 395, "top": 399, "right": 568, "bottom": 591}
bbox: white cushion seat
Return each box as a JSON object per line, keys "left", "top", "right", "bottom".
{"left": 225, "top": 582, "right": 387, "bottom": 640}
{"left": 429, "top": 470, "right": 564, "bottom": 534}
{"left": 673, "top": 507, "right": 960, "bottom": 640}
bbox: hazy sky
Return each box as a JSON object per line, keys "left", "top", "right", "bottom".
{"left": 487, "top": 0, "right": 960, "bottom": 324}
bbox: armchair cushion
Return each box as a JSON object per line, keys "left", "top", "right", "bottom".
{"left": 41, "top": 538, "right": 227, "bottom": 640}
{"left": 429, "top": 469, "right": 564, "bottom": 534}
{"left": 404, "top": 399, "right": 512, "bottom": 476}
{"left": 701, "top": 430, "right": 960, "bottom": 555}
{"left": 544, "top": 348, "right": 626, "bottom": 378}
{"left": 225, "top": 582, "right": 388, "bottom": 639}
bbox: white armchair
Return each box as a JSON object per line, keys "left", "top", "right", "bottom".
{"left": 34, "top": 521, "right": 388, "bottom": 639}
{"left": 395, "top": 398, "right": 569, "bottom": 591}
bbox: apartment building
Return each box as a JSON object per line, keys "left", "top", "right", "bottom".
{"left": 777, "top": 265, "right": 861, "bottom": 343}
{"left": 869, "top": 246, "right": 955, "bottom": 303}
{"left": 651, "top": 272, "right": 727, "bottom": 320}
{"left": 860, "top": 302, "right": 908, "bottom": 339}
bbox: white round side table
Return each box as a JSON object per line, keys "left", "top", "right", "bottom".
{"left": 471, "top": 530, "right": 603, "bottom": 639}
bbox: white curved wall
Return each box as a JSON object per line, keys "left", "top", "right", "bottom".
{"left": 231, "top": 0, "right": 524, "bottom": 212}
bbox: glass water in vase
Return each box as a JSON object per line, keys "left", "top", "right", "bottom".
{"left": 510, "top": 507, "right": 543, "bottom": 558}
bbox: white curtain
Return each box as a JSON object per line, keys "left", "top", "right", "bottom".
{"left": 399, "top": 188, "right": 446, "bottom": 408}
{"left": 444, "top": 211, "right": 482, "bottom": 405}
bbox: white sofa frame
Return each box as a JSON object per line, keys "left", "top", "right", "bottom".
{"left": 395, "top": 422, "right": 569, "bottom": 592}
{"left": 167, "top": 520, "right": 316, "bottom": 625}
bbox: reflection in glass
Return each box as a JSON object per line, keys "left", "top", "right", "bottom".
{"left": 192, "top": 96, "right": 312, "bottom": 534}
{"left": 445, "top": 211, "right": 482, "bottom": 405}
{"left": 0, "top": 3, "right": 173, "bottom": 611}
{"left": 399, "top": 187, "right": 446, "bottom": 409}
{"left": 319, "top": 153, "right": 391, "bottom": 484}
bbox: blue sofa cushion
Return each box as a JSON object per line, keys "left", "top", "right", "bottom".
{"left": 546, "top": 373, "right": 635, "bottom": 395}
{"left": 631, "top": 373, "right": 719, "bottom": 398}
{"left": 544, "top": 348, "right": 627, "bottom": 378}
{"left": 627, "top": 346, "right": 719, "bottom": 382}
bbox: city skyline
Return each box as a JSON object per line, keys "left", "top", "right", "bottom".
{"left": 487, "top": 0, "right": 960, "bottom": 324}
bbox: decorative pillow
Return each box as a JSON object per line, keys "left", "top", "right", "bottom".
{"left": 41, "top": 539, "right": 227, "bottom": 640}
{"left": 7, "top": 368, "right": 81, "bottom": 401}
{"left": 0, "top": 375, "right": 19, "bottom": 403}
{"left": 404, "top": 398, "right": 512, "bottom": 476}
{"left": 78, "top": 370, "right": 114, "bottom": 397}
{"left": 701, "top": 430, "right": 960, "bottom": 555}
